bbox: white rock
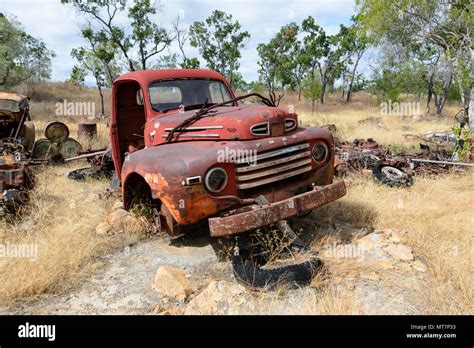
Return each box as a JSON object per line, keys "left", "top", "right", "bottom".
{"left": 184, "top": 280, "right": 254, "bottom": 315}
{"left": 153, "top": 266, "right": 194, "bottom": 302}
{"left": 412, "top": 260, "right": 427, "bottom": 273}
{"left": 96, "top": 222, "right": 112, "bottom": 235}
{"left": 112, "top": 200, "right": 124, "bottom": 210}
{"left": 386, "top": 244, "right": 414, "bottom": 261}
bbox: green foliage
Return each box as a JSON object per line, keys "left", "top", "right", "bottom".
{"left": 350, "top": 72, "right": 369, "bottom": 93}
{"left": 247, "top": 81, "right": 266, "bottom": 93}
{"left": 181, "top": 57, "right": 200, "bottom": 69}
{"left": 369, "top": 58, "right": 430, "bottom": 102}
{"left": 62, "top": 0, "right": 172, "bottom": 71}
{"left": 301, "top": 16, "right": 347, "bottom": 104}
{"left": 172, "top": 16, "right": 200, "bottom": 69}
{"left": 79, "top": 26, "right": 120, "bottom": 87}
{"left": 189, "top": 10, "right": 250, "bottom": 85}
{"left": 369, "top": 68, "right": 403, "bottom": 103}
{"left": 128, "top": 0, "right": 172, "bottom": 70}
{"left": 452, "top": 125, "right": 473, "bottom": 161}
{"left": 69, "top": 65, "right": 87, "bottom": 85}
{"left": 70, "top": 47, "right": 106, "bottom": 89}
{"left": 302, "top": 72, "right": 322, "bottom": 101}
{"left": 356, "top": 0, "right": 473, "bottom": 112}
{"left": 448, "top": 83, "right": 462, "bottom": 101}
{"left": 230, "top": 71, "right": 248, "bottom": 92}
{"left": 257, "top": 22, "right": 302, "bottom": 95}
{"left": 338, "top": 16, "right": 370, "bottom": 100}
{"left": 153, "top": 54, "right": 178, "bottom": 69}
{"left": 0, "top": 13, "right": 55, "bottom": 88}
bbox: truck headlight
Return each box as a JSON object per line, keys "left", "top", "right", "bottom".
{"left": 204, "top": 167, "right": 228, "bottom": 192}
{"left": 312, "top": 142, "right": 328, "bottom": 163}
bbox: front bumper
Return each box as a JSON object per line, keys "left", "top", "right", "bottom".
{"left": 208, "top": 180, "right": 346, "bottom": 237}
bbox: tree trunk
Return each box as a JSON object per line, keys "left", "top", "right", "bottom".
{"left": 469, "top": 84, "right": 474, "bottom": 131}
{"left": 298, "top": 85, "right": 302, "bottom": 101}
{"left": 457, "top": 78, "right": 466, "bottom": 108}
{"left": 341, "top": 74, "right": 346, "bottom": 99}
{"left": 425, "top": 70, "right": 435, "bottom": 115}
{"left": 435, "top": 62, "right": 453, "bottom": 116}
{"left": 320, "top": 80, "right": 327, "bottom": 104}
{"left": 346, "top": 53, "right": 362, "bottom": 103}
{"left": 98, "top": 85, "right": 105, "bottom": 117}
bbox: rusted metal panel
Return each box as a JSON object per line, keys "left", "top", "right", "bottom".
{"left": 121, "top": 127, "right": 334, "bottom": 226}
{"left": 208, "top": 180, "right": 346, "bottom": 237}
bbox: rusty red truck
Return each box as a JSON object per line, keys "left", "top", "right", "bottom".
{"left": 110, "top": 69, "right": 346, "bottom": 238}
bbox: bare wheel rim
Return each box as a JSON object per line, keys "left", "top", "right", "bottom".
{"left": 381, "top": 166, "right": 405, "bottom": 181}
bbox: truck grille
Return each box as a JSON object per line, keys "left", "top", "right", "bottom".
{"left": 234, "top": 143, "right": 312, "bottom": 189}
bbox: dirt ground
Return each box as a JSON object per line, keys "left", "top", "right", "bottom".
{"left": 0, "top": 193, "right": 437, "bottom": 315}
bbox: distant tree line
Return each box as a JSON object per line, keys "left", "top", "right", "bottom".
{"left": 1, "top": 0, "right": 471, "bottom": 120}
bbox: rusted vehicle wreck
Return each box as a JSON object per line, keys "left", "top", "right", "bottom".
{"left": 111, "top": 69, "right": 346, "bottom": 243}
{"left": 0, "top": 93, "right": 35, "bottom": 215}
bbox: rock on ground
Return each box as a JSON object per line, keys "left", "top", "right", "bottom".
{"left": 153, "top": 266, "right": 194, "bottom": 302}
{"left": 184, "top": 280, "right": 255, "bottom": 315}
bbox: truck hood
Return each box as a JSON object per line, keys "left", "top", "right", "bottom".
{"left": 144, "top": 105, "right": 298, "bottom": 146}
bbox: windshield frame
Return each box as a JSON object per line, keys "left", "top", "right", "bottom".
{"left": 147, "top": 77, "right": 234, "bottom": 113}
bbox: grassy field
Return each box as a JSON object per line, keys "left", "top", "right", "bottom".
{"left": 0, "top": 82, "right": 472, "bottom": 314}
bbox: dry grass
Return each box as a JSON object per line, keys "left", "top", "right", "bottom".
{"left": 13, "top": 81, "right": 111, "bottom": 121}
{"left": 0, "top": 164, "right": 147, "bottom": 304}
{"left": 252, "top": 92, "right": 473, "bottom": 314}
{"left": 287, "top": 93, "right": 459, "bottom": 150}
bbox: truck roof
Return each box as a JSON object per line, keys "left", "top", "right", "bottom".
{"left": 114, "top": 69, "right": 228, "bottom": 85}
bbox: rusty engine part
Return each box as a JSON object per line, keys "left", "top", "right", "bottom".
{"left": 335, "top": 138, "right": 413, "bottom": 186}
{"left": 0, "top": 139, "right": 34, "bottom": 216}
{"left": 0, "top": 93, "right": 35, "bottom": 216}
{"left": 334, "top": 138, "right": 389, "bottom": 175}
{"left": 0, "top": 93, "right": 33, "bottom": 146}
{"left": 0, "top": 94, "right": 88, "bottom": 216}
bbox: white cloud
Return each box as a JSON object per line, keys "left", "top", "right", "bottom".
{"left": 1, "top": 0, "right": 356, "bottom": 83}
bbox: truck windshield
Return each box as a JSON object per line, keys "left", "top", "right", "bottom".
{"left": 148, "top": 79, "right": 232, "bottom": 112}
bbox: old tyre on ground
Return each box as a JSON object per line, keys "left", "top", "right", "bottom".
{"left": 68, "top": 167, "right": 103, "bottom": 180}
{"left": 232, "top": 243, "right": 322, "bottom": 289}
{"left": 372, "top": 164, "right": 413, "bottom": 187}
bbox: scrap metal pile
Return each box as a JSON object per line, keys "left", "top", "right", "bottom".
{"left": 0, "top": 92, "right": 109, "bottom": 216}
{"left": 334, "top": 135, "right": 473, "bottom": 187}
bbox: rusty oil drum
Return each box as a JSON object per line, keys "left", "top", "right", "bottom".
{"left": 78, "top": 123, "right": 97, "bottom": 139}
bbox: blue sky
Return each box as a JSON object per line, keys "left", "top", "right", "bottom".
{"left": 1, "top": 0, "right": 364, "bottom": 85}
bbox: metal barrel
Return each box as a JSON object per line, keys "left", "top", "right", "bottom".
{"left": 78, "top": 123, "right": 97, "bottom": 139}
